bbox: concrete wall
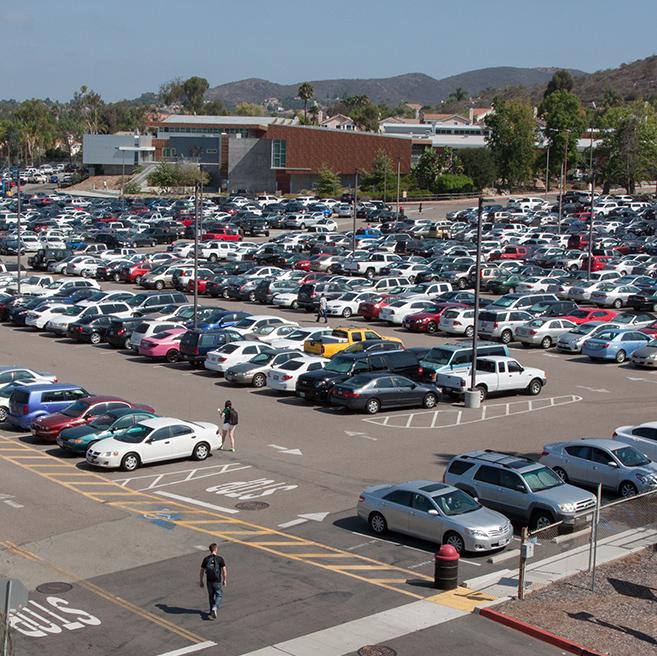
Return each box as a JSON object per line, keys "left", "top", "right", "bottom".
{"left": 82, "top": 135, "right": 153, "bottom": 166}
{"left": 226, "top": 137, "right": 277, "bottom": 193}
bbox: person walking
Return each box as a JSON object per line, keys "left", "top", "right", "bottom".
{"left": 418, "top": 202, "right": 423, "bottom": 214}
{"left": 316, "top": 294, "right": 328, "bottom": 323}
{"left": 199, "top": 543, "right": 227, "bottom": 620}
{"left": 219, "top": 400, "right": 238, "bottom": 452}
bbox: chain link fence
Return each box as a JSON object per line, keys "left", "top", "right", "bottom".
{"left": 517, "top": 489, "right": 657, "bottom": 599}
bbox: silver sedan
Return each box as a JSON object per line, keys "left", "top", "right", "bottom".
{"left": 516, "top": 318, "right": 576, "bottom": 349}
{"left": 556, "top": 321, "right": 618, "bottom": 353}
{"left": 357, "top": 480, "right": 513, "bottom": 554}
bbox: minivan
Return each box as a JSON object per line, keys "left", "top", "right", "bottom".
{"left": 295, "top": 349, "right": 426, "bottom": 402}
{"left": 179, "top": 328, "right": 242, "bottom": 367}
{"left": 420, "top": 342, "right": 510, "bottom": 378}
{"left": 7, "top": 383, "right": 90, "bottom": 430}
{"left": 127, "top": 291, "right": 188, "bottom": 316}
{"left": 489, "top": 293, "right": 558, "bottom": 311}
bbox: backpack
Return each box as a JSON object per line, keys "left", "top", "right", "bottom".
{"left": 205, "top": 555, "right": 221, "bottom": 582}
{"left": 228, "top": 408, "right": 238, "bottom": 426}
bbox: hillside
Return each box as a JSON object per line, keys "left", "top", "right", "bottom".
{"left": 206, "top": 67, "right": 586, "bottom": 107}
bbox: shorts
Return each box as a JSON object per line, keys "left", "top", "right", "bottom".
{"left": 222, "top": 423, "right": 234, "bottom": 431}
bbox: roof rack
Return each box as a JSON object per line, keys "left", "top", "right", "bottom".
{"left": 460, "top": 449, "right": 535, "bottom": 468}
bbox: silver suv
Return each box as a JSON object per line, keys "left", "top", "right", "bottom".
{"left": 539, "top": 438, "right": 657, "bottom": 498}
{"left": 477, "top": 310, "right": 534, "bottom": 344}
{"left": 443, "top": 450, "right": 596, "bottom": 529}
{"left": 224, "top": 349, "right": 300, "bottom": 387}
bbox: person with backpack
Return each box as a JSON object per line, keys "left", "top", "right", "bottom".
{"left": 220, "top": 400, "right": 238, "bottom": 452}
{"left": 199, "top": 543, "right": 228, "bottom": 620}
{"left": 316, "top": 294, "right": 328, "bottom": 323}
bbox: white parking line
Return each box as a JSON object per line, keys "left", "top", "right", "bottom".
{"left": 155, "top": 642, "right": 217, "bottom": 656}
{"left": 154, "top": 491, "right": 239, "bottom": 514}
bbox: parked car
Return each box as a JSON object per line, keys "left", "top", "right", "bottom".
{"left": 138, "top": 327, "right": 187, "bottom": 363}
{"left": 515, "top": 318, "right": 576, "bottom": 349}
{"left": 204, "top": 341, "right": 272, "bottom": 374}
{"left": 0, "top": 366, "right": 57, "bottom": 389}
{"left": 267, "top": 356, "right": 327, "bottom": 392}
{"left": 540, "top": 438, "right": 657, "bottom": 497}
{"left": 581, "top": 328, "right": 652, "bottom": 363}
{"left": 85, "top": 417, "right": 221, "bottom": 471}
{"left": 556, "top": 321, "right": 619, "bottom": 353}
{"left": 179, "top": 328, "right": 242, "bottom": 367}
{"left": 630, "top": 338, "right": 657, "bottom": 367}
{"left": 613, "top": 422, "right": 657, "bottom": 462}
{"left": 224, "top": 349, "right": 301, "bottom": 387}
{"left": 356, "top": 480, "right": 512, "bottom": 554}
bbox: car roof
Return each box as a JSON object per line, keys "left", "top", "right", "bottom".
{"left": 0, "top": 366, "right": 35, "bottom": 373}
{"left": 572, "top": 438, "right": 632, "bottom": 450}
{"left": 456, "top": 450, "right": 540, "bottom": 471}
{"left": 391, "top": 480, "right": 456, "bottom": 494}
{"left": 23, "top": 383, "right": 82, "bottom": 392}
{"left": 137, "top": 417, "right": 194, "bottom": 429}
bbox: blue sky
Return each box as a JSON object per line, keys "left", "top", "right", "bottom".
{"left": 1, "top": 0, "right": 656, "bottom": 101}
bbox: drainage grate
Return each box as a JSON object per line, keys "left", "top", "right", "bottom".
{"left": 358, "top": 647, "right": 397, "bottom": 656}
{"left": 235, "top": 501, "right": 270, "bottom": 511}
{"left": 36, "top": 582, "right": 73, "bottom": 594}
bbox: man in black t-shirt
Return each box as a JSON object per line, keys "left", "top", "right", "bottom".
{"left": 199, "top": 543, "right": 228, "bottom": 619}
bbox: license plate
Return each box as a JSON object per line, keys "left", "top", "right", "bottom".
{"left": 584, "top": 513, "right": 593, "bottom": 522}
{"left": 299, "top": 392, "right": 306, "bottom": 398}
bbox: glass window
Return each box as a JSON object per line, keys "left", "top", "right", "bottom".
{"left": 272, "top": 140, "right": 287, "bottom": 168}
{"left": 412, "top": 493, "right": 434, "bottom": 512}
{"left": 473, "top": 465, "right": 500, "bottom": 485}
{"left": 447, "top": 460, "right": 474, "bottom": 476}
{"left": 383, "top": 489, "right": 413, "bottom": 506}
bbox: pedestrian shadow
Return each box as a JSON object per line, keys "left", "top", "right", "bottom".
{"left": 607, "top": 577, "right": 657, "bottom": 601}
{"left": 155, "top": 603, "right": 206, "bottom": 619}
{"left": 566, "top": 610, "right": 657, "bottom": 646}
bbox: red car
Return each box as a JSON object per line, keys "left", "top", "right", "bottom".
{"left": 30, "top": 396, "right": 155, "bottom": 443}
{"left": 202, "top": 226, "right": 242, "bottom": 242}
{"left": 186, "top": 276, "right": 212, "bottom": 295}
{"left": 580, "top": 255, "right": 612, "bottom": 272}
{"left": 120, "top": 262, "right": 152, "bottom": 284}
{"left": 561, "top": 308, "right": 618, "bottom": 325}
{"left": 294, "top": 259, "right": 313, "bottom": 271}
{"left": 490, "top": 245, "right": 529, "bottom": 261}
{"left": 402, "top": 302, "right": 466, "bottom": 334}
{"left": 640, "top": 321, "right": 657, "bottom": 337}
{"left": 358, "top": 294, "right": 399, "bottom": 321}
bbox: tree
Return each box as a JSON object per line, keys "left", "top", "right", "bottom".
{"left": 344, "top": 95, "right": 380, "bottom": 132}
{"left": 458, "top": 148, "right": 498, "bottom": 189}
{"left": 485, "top": 98, "right": 536, "bottom": 189}
{"left": 14, "top": 99, "right": 56, "bottom": 163}
{"left": 71, "top": 85, "right": 105, "bottom": 135}
{"left": 203, "top": 99, "right": 227, "bottom": 116}
{"left": 543, "top": 70, "right": 575, "bottom": 98}
{"left": 539, "top": 90, "right": 587, "bottom": 176}
{"left": 411, "top": 148, "right": 460, "bottom": 191}
{"left": 448, "top": 87, "right": 469, "bottom": 102}
{"left": 361, "top": 149, "right": 395, "bottom": 195}
{"left": 159, "top": 78, "right": 184, "bottom": 106}
{"left": 234, "top": 102, "right": 264, "bottom": 117}
{"left": 182, "top": 76, "right": 209, "bottom": 114}
{"left": 308, "top": 103, "right": 320, "bottom": 125}
{"left": 297, "top": 82, "right": 314, "bottom": 121}
{"left": 147, "top": 162, "right": 209, "bottom": 193}
{"left": 315, "top": 164, "right": 341, "bottom": 197}
{"left": 597, "top": 101, "right": 657, "bottom": 193}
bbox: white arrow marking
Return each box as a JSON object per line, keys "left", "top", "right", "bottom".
{"left": 344, "top": 430, "right": 378, "bottom": 441}
{"left": 626, "top": 376, "right": 657, "bottom": 383}
{"left": 278, "top": 512, "right": 329, "bottom": 528}
{"left": 268, "top": 444, "right": 303, "bottom": 455}
{"left": 576, "top": 385, "right": 610, "bottom": 393}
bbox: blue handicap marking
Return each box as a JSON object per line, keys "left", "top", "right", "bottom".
{"left": 141, "top": 507, "right": 182, "bottom": 530}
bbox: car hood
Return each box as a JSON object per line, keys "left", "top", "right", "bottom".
{"left": 88, "top": 436, "right": 132, "bottom": 453}
{"left": 535, "top": 483, "right": 596, "bottom": 505}
{"left": 33, "top": 412, "right": 82, "bottom": 429}
{"left": 406, "top": 311, "right": 436, "bottom": 321}
{"left": 453, "top": 506, "right": 511, "bottom": 532}
{"left": 633, "top": 345, "right": 657, "bottom": 357}
{"left": 59, "top": 424, "right": 104, "bottom": 440}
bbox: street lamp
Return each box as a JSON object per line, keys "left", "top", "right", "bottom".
{"left": 352, "top": 169, "right": 358, "bottom": 255}
{"left": 395, "top": 158, "right": 401, "bottom": 216}
{"left": 15, "top": 167, "right": 22, "bottom": 295}
{"left": 586, "top": 103, "right": 597, "bottom": 282}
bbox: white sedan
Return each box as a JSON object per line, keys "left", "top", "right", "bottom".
{"left": 516, "top": 276, "right": 562, "bottom": 293}
{"left": 0, "top": 366, "right": 57, "bottom": 389}
{"left": 266, "top": 356, "right": 327, "bottom": 392}
{"left": 25, "top": 304, "right": 72, "bottom": 329}
{"left": 270, "top": 327, "right": 333, "bottom": 351}
{"left": 205, "top": 341, "right": 272, "bottom": 374}
{"left": 379, "top": 299, "right": 435, "bottom": 325}
{"left": 252, "top": 323, "right": 300, "bottom": 343}
{"left": 613, "top": 422, "right": 657, "bottom": 461}
{"left": 85, "top": 417, "right": 221, "bottom": 472}
{"left": 326, "top": 292, "right": 380, "bottom": 319}
{"left": 438, "top": 307, "right": 476, "bottom": 337}
{"left": 272, "top": 292, "right": 300, "bottom": 310}
{"left": 308, "top": 218, "right": 338, "bottom": 232}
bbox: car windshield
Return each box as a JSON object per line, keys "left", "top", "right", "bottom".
{"left": 60, "top": 305, "right": 84, "bottom": 316}
{"left": 127, "top": 294, "right": 148, "bottom": 307}
{"left": 114, "top": 424, "right": 154, "bottom": 443}
{"left": 572, "top": 324, "right": 597, "bottom": 335}
{"left": 60, "top": 399, "right": 89, "bottom": 417}
{"left": 491, "top": 296, "right": 515, "bottom": 308}
{"left": 613, "top": 446, "right": 650, "bottom": 467}
{"left": 527, "top": 319, "right": 547, "bottom": 327}
{"left": 285, "top": 330, "right": 309, "bottom": 341}
{"left": 614, "top": 315, "right": 633, "bottom": 324}
{"left": 325, "top": 358, "right": 354, "bottom": 373}
{"left": 249, "top": 351, "right": 273, "bottom": 364}
{"left": 522, "top": 466, "right": 563, "bottom": 491}
{"left": 235, "top": 318, "right": 256, "bottom": 329}
{"left": 432, "top": 489, "right": 481, "bottom": 516}
{"left": 423, "top": 348, "right": 452, "bottom": 365}
{"left": 88, "top": 414, "right": 115, "bottom": 429}
{"left": 338, "top": 293, "right": 358, "bottom": 301}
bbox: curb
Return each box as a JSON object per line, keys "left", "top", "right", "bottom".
{"left": 477, "top": 607, "right": 606, "bottom": 656}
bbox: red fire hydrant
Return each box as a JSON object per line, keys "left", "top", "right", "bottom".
{"left": 434, "top": 544, "right": 459, "bottom": 590}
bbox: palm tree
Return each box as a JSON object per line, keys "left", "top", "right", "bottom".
{"left": 448, "top": 87, "right": 469, "bottom": 102}
{"left": 297, "top": 82, "right": 314, "bottom": 121}
{"left": 308, "top": 103, "right": 320, "bottom": 125}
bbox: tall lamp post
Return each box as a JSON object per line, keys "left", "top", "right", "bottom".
{"left": 586, "top": 105, "right": 597, "bottom": 281}
{"left": 395, "top": 159, "right": 401, "bottom": 216}
{"left": 351, "top": 169, "right": 358, "bottom": 256}
{"left": 16, "top": 167, "right": 22, "bottom": 295}
{"left": 464, "top": 196, "right": 484, "bottom": 409}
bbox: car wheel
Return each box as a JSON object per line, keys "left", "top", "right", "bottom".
{"left": 612, "top": 299, "right": 622, "bottom": 309}
{"left": 0, "top": 407, "right": 7, "bottom": 422}
{"left": 155, "top": 281, "right": 164, "bottom": 290}
{"left": 457, "top": 278, "right": 466, "bottom": 290}
{"left": 113, "top": 273, "right": 120, "bottom": 282}
{"left": 527, "top": 378, "right": 543, "bottom": 396}
{"left": 426, "top": 321, "right": 437, "bottom": 334}
{"left": 653, "top": 303, "right": 657, "bottom": 313}
{"left": 541, "top": 336, "right": 552, "bottom": 349}
{"left": 443, "top": 531, "right": 465, "bottom": 554}
{"left": 553, "top": 467, "right": 569, "bottom": 483}
{"left": 124, "top": 337, "right": 132, "bottom": 350}
{"left": 135, "top": 276, "right": 142, "bottom": 285}
{"left": 465, "top": 325, "right": 474, "bottom": 338}
{"left": 508, "top": 287, "right": 516, "bottom": 294}
{"left": 422, "top": 393, "right": 438, "bottom": 409}
{"left": 475, "top": 385, "right": 487, "bottom": 402}
{"left": 291, "top": 300, "right": 299, "bottom": 310}
{"left": 192, "top": 442, "right": 210, "bottom": 461}
{"left": 569, "top": 265, "right": 578, "bottom": 272}
{"left": 210, "top": 254, "right": 218, "bottom": 262}
{"left": 89, "top": 332, "right": 101, "bottom": 345}
{"left": 368, "top": 512, "right": 387, "bottom": 535}
{"left": 120, "top": 453, "right": 140, "bottom": 472}
{"left": 248, "top": 291, "right": 256, "bottom": 302}
{"left": 365, "top": 398, "right": 381, "bottom": 415}
{"left": 222, "top": 289, "right": 230, "bottom": 299}
{"left": 366, "top": 268, "right": 375, "bottom": 280}
{"left": 342, "top": 307, "right": 352, "bottom": 319}
{"left": 165, "top": 349, "right": 180, "bottom": 363}
{"left": 619, "top": 481, "right": 638, "bottom": 498}
{"left": 615, "top": 349, "right": 627, "bottom": 364}
{"left": 501, "top": 329, "right": 512, "bottom": 344}
{"left": 252, "top": 372, "right": 266, "bottom": 388}
{"left": 531, "top": 510, "right": 554, "bottom": 530}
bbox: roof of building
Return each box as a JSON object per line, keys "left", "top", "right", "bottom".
{"left": 160, "top": 115, "right": 297, "bottom": 127}
{"left": 421, "top": 113, "right": 469, "bottom": 124}
{"left": 320, "top": 113, "right": 354, "bottom": 126}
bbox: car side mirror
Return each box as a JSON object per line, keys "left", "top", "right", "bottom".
{"left": 607, "top": 461, "right": 619, "bottom": 468}
{"left": 145, "top": 437, "right": 153, "bottom": 444}
{"left": 427, "top": 509, "right": 439, "bottom": 516}
{"left": 515, "top": 484, "right": 527, "bottom": 493}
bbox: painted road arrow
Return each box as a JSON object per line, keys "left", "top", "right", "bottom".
{"left": 627, "top": 376, "right": 657, "bottom": 384}
{"left": 278, "top": 512, "right": 330, "bottom": 529}
{"left": 269, "top": 444, "right": 303, "bottom": 455}
{"left": 344, "top": 431, "right": 377, "bottom": 441}
{"left": 576, "top": 385, "right": 610, "bottom": 393}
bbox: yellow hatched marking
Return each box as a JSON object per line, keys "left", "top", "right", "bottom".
{"left": 292, "top": 553, "right": 352, "bottom": 558}
{"left": 331, "top": 565, "right": 397, "bottom": 571}
{"left": 426, "top": 587, "right": 496, "bottom": 611}
{"left": 252, "top": 540, "right": 313, "bottom": 546}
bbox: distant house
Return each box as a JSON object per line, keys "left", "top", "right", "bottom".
{"left": 420, "top": 112, "right": 470, "bottom": 125}
{"left": 378, "top": 116, "right": 419, "bottom": 132}
{"left": 469, "top": 107, "right": 493, "bottom": 124}
{"left": 320, "top": 114, "right": 356, "bottom": 131}
{"left": 405, "top": 103, "right": 423, "bottom": 119}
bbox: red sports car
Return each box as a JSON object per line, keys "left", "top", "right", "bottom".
{"left": 561, "top": 308, "right": 618, "bottom": 325}
{"left": 402, "top": 302, "right": 466, "bottom": 333}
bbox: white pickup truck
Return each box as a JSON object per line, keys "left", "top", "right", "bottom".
{"left": 344, "top": 253, "right": 402, "bottom": 279}
{"left": 437, "top": 356, "right": 546, "bottom": 401}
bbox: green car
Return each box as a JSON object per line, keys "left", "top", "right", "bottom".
{"left": 56, "top": 408, "right": 158, "bottom": 455}
{"left": 488, "top": 274, "right": 523, "bottom": 295}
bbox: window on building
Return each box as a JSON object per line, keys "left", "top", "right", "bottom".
{"left": 206, "top": 148, "right": 217, "bottom": 154}
{"left": 163, "top": 148, "right": 170, "bottom": 158}
{"left": 272, "top": 139, "right": 287, "bottom": 168}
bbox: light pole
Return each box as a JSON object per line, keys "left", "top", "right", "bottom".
{"left": 464, "top": 196, "right": 484, "bottom": 409}
{"left": 544, "top": 142, "right": 550, "bottom": 201}
{"left": 352, "top": 169, "right": 358, "bottom": 255}
{"left": 395, "top": 158, "right": 401, "bottom": 216}
{"left": 586, "top": 104, "right": 596, "bottom": 282}
{"left": 193, "top": 180, "right": 200, "bottom": 330}
{"left": 15, "top": 167, "right": 22, "bottom": 295}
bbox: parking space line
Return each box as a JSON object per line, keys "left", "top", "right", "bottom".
{"left": 155, "top": 642, "right": 218, "bottom": 656}
{"left": 154, "top": 490, "right": 240, "bottom": 514}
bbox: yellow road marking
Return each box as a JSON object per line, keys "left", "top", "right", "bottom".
{"left": 0, "top": 437, "right": 433, "bottom": 599}
{"left": 1, "top": 541, "right": 206, "bottom": 644}
{"left": 426, "top": 587, "right": 496, "bottom": 611}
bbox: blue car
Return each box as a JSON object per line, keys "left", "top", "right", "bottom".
{"left": 581, "top": 328, "right": 652, "bottom": 363}
{"left": 188, "top": 310, "right": 250, "bottom": 331}
{"left": 7, "top": 383, "right": 90, "bottom": 430}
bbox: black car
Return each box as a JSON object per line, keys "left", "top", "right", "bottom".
{"left": 179, "top": 328, "right": 242, "bottom": 367}
{"left": 105, "top": 317, "right": 145, "bottom": 349}
{"left": 28, "top": 248, "right": 73, "bottom": 271}
{"left": 297, "top": 281, "right": 350, "bottom": 311}
{"left": 296, "top": 349, "right": 426, "bottom": 403}
{"left": 233, "top": 216, "right": 270, "bottom": 237}
{"left": 330, "top": 373, "right": 440, "bottom": 414}
{"left": 526, "top": 300, "right": 579, "bottom": 318}
{"left": 67, "top": 315, "right": 113, "bottom": 344}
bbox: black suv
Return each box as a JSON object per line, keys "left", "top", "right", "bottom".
{"left": 297, "top": 281, "right": 350, "bottom": 312}
{"left": 296, "top": 349, "right": 425, "bottom": 403}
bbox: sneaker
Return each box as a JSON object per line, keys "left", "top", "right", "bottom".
{"left": 209, "top": 610, "right": 217, "bottom": 620}
{"left": 228, "top": 448, "right": 235, "bottom": 452}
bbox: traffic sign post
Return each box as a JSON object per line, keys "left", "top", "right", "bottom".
{"left": 2, "top": 578, "right": 28, "bottom": 656}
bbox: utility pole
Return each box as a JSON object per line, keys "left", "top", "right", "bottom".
{"left": 16, "top": 167, "right": 22, "bottom": 296}
{"left": 587, "top": 173, "right": 595, "bottom": 281}
{"left": 544, "top": 143, "right": 550, "bottom": 201}
{"left": 352, "top": 169, "right": 358, "bottom": 256}
{"left": 395, "top": 159, "right": 401, "bottom": 216}
{"left": 193, "top": 180, "right": 200, "bottom": 330}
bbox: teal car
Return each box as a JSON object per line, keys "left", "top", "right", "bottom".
{"left": 57, "top": 407, "right": 158, "bottom": 455}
